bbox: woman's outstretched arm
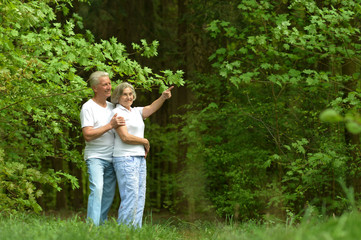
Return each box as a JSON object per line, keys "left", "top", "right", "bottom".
{"left": 142, "top": 86, "right": 174, "bottom": 119}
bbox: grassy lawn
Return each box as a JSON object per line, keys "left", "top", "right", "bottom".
{"left": 1, "top": 211, "right": 361, "bottom": 240}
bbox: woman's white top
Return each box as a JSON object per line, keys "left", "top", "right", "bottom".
{"left": 112, "top": 104, "right": 145, "bottom": 157}
{"left": 80, "top": 99, "right": 115, "bottom": 161}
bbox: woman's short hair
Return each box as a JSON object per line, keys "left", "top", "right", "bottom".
{"left": 88, "top": 71, "right": 109, "bottom": 88}
{"left": 111, "top": 82, "right": 137, "bottom": 104}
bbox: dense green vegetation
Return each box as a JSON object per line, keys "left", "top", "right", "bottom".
{"left": 0, "top": 0, "right": 183, "bottom": 213}
{"left": 181, "top": 0, "right": 361, "bottom": 220}
{"left": 2, "top": 0, "right": 361, "bottom": 227}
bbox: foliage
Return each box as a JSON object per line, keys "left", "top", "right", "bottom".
{"left": 321, "top": 109, "right": 361, "bottom": 134}
{"left": 180, "top": 73, "right": 272, "bottom": 220}
{"left": 176, "top": 0, "right": 361, "bottom": 220}
{"left": 0, "top": 147, "right": 78, "bottom": 213}
{"left": 0, "top": 0, "right": 184, "bottom": 212}
{"left": 144, "top": 121, "right": 180, "bottom": 212}
{"left": 3, "top": 0, "right": 361, "bottom": 222}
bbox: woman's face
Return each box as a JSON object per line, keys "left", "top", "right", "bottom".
{"left": 119, "top": 87, "right": 134, "bottom": 109}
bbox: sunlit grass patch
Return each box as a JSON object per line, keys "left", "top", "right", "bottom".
{"left": 1, "top": 211, "right": 361, "bottom": 240}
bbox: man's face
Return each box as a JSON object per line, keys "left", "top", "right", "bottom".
{"left": 93, "top": 76, "right": 111, "bottom": 98}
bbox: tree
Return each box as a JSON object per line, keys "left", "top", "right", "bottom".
{"left": 181, "top": 0, "right": 361, "bottom": 220}
{"left": 0, "top": 0, "right": 184, "bottom": 212}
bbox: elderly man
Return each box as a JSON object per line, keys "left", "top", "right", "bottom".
{"left": 80, "top": 71, "right": 124, "bottom": 226}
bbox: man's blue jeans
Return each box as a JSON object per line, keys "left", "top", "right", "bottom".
{"left": 86, "top": 158, "right": 116, "bottom": 226}
{"left": 113, "top": 156, "right": 146, "bottom": 228}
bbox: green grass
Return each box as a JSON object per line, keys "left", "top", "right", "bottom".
{"left": 1, "top": 211, "right": 361, "bottom": 240}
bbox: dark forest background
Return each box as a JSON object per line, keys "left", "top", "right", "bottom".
{"left": 2, "top": 0, "right": 361, "bottom": 222}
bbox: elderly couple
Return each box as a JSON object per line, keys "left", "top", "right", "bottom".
{"left": 80, "top": 71, "right": 173, "bottom": 227}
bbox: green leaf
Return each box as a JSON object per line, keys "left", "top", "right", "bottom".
{"left": 346, "top": 121, "right": 361, "bottom": 134}
{"left": 320, "top": 109, "right": 343, "bottom": 123}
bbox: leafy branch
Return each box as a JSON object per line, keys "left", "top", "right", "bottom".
{"left": 0, "top": 88, "right": 88, "bottom": 112}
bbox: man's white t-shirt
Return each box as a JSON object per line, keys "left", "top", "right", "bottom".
{"left": 80, "top": 99, "right": 115, "bottom": 161}
{"left": 112, "top": 104, "right": 145, "bottom": 157}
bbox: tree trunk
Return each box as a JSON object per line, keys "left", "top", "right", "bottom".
{"left": 52, "top": 156, "right": 67, "bottom": 210}
{"left": 69, "top": 162, "right": 84, "bottom": 209}
{"left": 342, "top": 59, "right": 361, "bottom": 193}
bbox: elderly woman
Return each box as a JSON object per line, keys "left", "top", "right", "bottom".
{"left": 110, "top": 82, "right": 173, "bottom": 228}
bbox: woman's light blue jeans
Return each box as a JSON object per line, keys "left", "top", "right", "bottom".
{"left": 113, "top": 156, "right": 146, "bottom": 228}
{"left": 86, "top": 158, "right": 116, "bottom": 226}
